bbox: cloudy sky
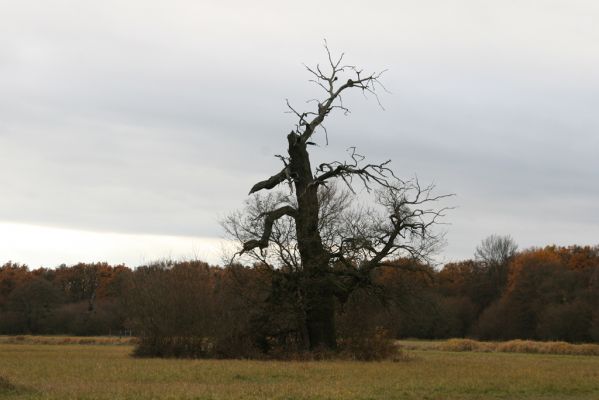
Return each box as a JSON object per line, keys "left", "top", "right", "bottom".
{"left": 1, "top": 1, "right": 598, "bottom": 268}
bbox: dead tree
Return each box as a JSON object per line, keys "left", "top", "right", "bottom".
{"left": 226, "top": 44, "right": 451, "bottom": 350}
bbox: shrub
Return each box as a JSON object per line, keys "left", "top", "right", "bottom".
{"left": 339, "top": 328, "right": 400, "bottom": 361}
{"left": 133, "top": 336, "right": 213, "bottom": 358}
{"left": 52, "top": 300, "right": 124, "bottom": 336}
{"left": 127, "top": 262, "right": 219, "bottom": 357}
{"left": 437, "top": 338, "right": 491, "bottom": 352}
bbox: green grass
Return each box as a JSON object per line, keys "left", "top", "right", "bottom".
{"left": 1, "top": 343, "right": 599, "bottom": 399}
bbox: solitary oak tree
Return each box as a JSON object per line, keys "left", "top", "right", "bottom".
{"left": 226, "top": 45, "right": 450, "bottom": 351}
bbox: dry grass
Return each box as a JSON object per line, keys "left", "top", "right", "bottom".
{"left": 0, "top": 335, "right": 136, "bottom": 346}
{"left": 437, "top": 338, "right": 491, "bottom": 352}
{"left": 0, "top": 375, "right": 16, "bottom": 391}
{"left": 496, "top": 339, "right": 599, "bottom": 355}
{"left": 402, "top": 338, "right": 599, "bottom": 356}
{"left": 1, "top": 342, "right": 599, "bottom": 399}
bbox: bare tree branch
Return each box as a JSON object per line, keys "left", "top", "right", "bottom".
{"left": 313, "top": 148, "right": 399, "bottom": 193}
{"left": 240, "top": 205, "right": 298, "bottom": 254}
{"left": 298, "top": 42, "right": 386, "bottom": 145}
{"left": 326, "top": 180, "right": 454, "bottom": 272}
{"left": 249, "top": 168, "right": 288, "bottom": 195}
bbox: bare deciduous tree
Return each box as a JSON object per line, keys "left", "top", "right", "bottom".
{"left": 475, "top": 234, "right": 518, "bottom": 296}
{"left": 475, "top": 234, "right": 518, "bottom": 268}
{"left": 225, "top": 44, "right": 451, "bottom": 350}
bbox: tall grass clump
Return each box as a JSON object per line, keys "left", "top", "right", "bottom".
{"left": 434, "top": 338, "right": 599, "bottom": 356}
{"left": 496, "top": 340, "right": 599, "bottom": 356}
{"left": 437, "top": 338, "right": 488, "bottom": 352}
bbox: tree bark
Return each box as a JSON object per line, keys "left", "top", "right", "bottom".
{"left": 287, "top": 132, "right": 336, "bottom": 349}
{"left": 305, "top": 276, "right": 336, "bottom": 349}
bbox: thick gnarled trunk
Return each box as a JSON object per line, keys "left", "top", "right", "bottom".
{"left": 288, "top": 132, "right": 336, "bottom": 350}
{"left": 305, "top": 277, "right": 336, "bottom": 349}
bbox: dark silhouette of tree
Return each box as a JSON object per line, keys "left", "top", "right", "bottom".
{"left": 474, "top": 234, "right": 518, "bottom": 303}
{"left": 0, "top": 262, "right": 31, "bottom": 308}
{"left": 475, "top": 234, "right": 518, "bottom": 268}
{"left": 5, "top": 277, "right": 63, "bottom": 333}
{"left": 225, "top": 44, "right": 450, "bottom": 350}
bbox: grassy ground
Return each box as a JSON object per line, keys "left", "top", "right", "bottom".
{"left": 400, "top": 338, "right": 599, "bottom": 355}
{"left": 1, "top": 342, "right": 599, "bottom": 399}
{"left": 0, "top": 335, "right": 136, "bottom": 346}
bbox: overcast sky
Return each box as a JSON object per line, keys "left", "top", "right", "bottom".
{"left": 1, "top": 1, "right": 598, "bottom": 268}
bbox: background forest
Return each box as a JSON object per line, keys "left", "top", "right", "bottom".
{"left": 2, "top": 240, "right": 598, "bottom": 357}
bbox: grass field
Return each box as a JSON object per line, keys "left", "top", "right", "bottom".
{"left": 1, "top": 340, "right": 599, "bottom": 399}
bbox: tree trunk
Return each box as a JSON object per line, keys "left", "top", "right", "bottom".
{"left": 287, "top": 132, "right": 336, "bottom": 350}
{"left": 305, "top": 277, "right": 336, "bottom": 349}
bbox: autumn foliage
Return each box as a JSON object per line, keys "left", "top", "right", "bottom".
{"left": 1, "top": 243, "right": 598, "bottom": 357}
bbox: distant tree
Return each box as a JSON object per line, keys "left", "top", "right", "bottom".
{"left": 475, "top": 234, "right": 518, "bottom": 300}
{"left": 54, "top": 263, "right": 103, "bottom": 311}
{"left": 224, "top": 44, "right": 450, "bottom": 351}
{"left": 5, "top": 278, "right": 63, "bottom": 333}
{"left": 475, "top": 234, "right": 518, "bottom": 268}
{"left": 0, "top": 262, "right": 31, "bottom": 308}
{"left": 436, "top": 260, "right": 488, "bottom": 332}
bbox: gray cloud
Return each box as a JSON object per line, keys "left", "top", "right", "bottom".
{"left": 1, "top": 0, "right": 598, "bottom": 264}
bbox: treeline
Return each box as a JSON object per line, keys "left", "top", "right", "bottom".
{"left": 1, "top": 243, "right": 598, "bottom": 350}
{"left": 0, "top": 262, "right": 130, "bottom": 335}
{"left": 431, "top": 245, "right": 599, "bottom": 342}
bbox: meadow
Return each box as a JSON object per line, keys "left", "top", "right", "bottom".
{"left": 1, "top": 338, "right": 599, "bottom": 399}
